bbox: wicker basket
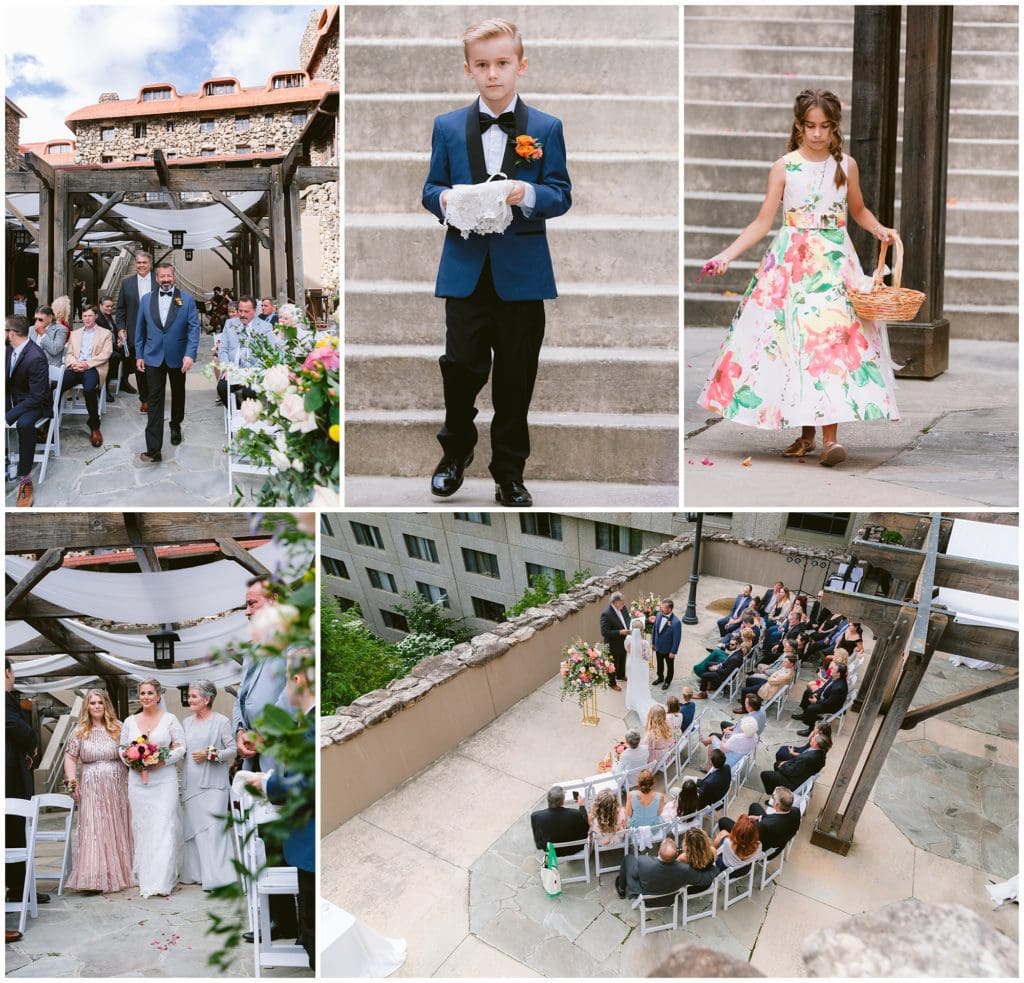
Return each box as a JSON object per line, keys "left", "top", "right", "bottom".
{"left": 848, "top": 234, "right": 925, "bottom": 322}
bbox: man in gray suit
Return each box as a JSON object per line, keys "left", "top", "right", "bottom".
{"left": 29, "top": 306, "right": 67, "bottom": 368}
{"left": 114, "top": 251, "right": 156, "bottom": 410}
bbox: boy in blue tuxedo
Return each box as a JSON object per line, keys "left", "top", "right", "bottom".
{"left": 422, "top": 18, "right": 572, "bottom": 506}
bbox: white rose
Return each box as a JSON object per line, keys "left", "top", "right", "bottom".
{"left": 263, "top": 363, "right": 291, "bottom": 394}
{"left": 279, "top": 392, "right": 318, "bottom": 433}
{"left": 269, "top": 448, "right": 291, "bottom": 472}
{"left": 249, "top": 603, "right": 285, "bottom": 644}
{"left": 239, "top": 398, "right": 263, "bottom": 424}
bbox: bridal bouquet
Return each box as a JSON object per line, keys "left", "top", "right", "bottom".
{"left": 559, "top": 639, "right": 615, "bottom": 706}
{"left": 122, "top": 734, "right": 171, "bottom": 784}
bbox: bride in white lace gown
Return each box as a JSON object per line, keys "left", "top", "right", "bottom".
{"left": 120, "top": 679, "right": 185, "bottom": 898}
{"left": 624, "top": 618, "right": 658, "bottom": 722}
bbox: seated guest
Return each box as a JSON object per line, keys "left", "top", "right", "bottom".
{"left": 804, "top": 615, "right": 850, "bottom": 662}
{"left": 719, "top": 616, "right": 757, "bottom": 652}
{"left": 693, "top": 644, "right": 746, "bottom": 699}
{"left": 95, "top": 295, "right": 129, "bottom": 398}
{"left": 792, "top": 664, "right": 849, "bottom": 733}
{"left": 588, "top": 788, "right": 626, "bottom": 848}
{"left": 624, "top": 769, "right": 664, "bottom": 829}
{"left": 694, "top": 632, "right": 745, "bottom": 677}
{"left": 811, "top": 649, "right": 847, "bottom": 689}
{"left": 701, "top": 700, "right": 761, "bottom": 766}
{"left": 5, "top": 314, "right": 52, "bottom": 508}
{"left": 30, "top": 305, "right": 67, "bottom": 367}
{"left": 738, "top": 654, "right": 796, "bottom": 711}
{"left": 661, "top": 777, "right": 702, "bottom": 832}
{"left": 664, "top": 695, "right": 683, "bottom": 734}
{"left": 775, "top": 721, "right": 831, "bottom": 766}
{"left": 614, "top": 729, "right": 649, "bottom": 776}
{"left": 615, "top": 836, "right": 692, "bottom": 901}
{"left": 726, "top": 692, "right": 767, "bottom": 735}
{"left": 760, "top": 581, "right": 786, "bottom": 614}
{"left": 734, "top": 785, "right": 801, "bottom": 855}
{"left": 258, "top": 297, "right": 279, "bottom": 325}
{"left": 806, "top": 589, "right": 832, "bottom": 630}
{"left": 717, "top": 584, "right": 752, "bottom": 636}
{"left": 718, "top": 714, "right": 759, "bottom": 769}
{"left": 767, "top": 608, "right": 809, "bottom": 656}
{"left": 61, "top": 304, "right": 113, "bottom": 448}
{"left": 674, "top": 827, "right": 718, "bottom": 889}
{"left": 835, "top": 621, "right": 863, "bottom": 658}
{"left": 51, "top": 295, "right": 74, "bottom": 338}
{"left": 678, "top": 687, "right": 697, "bottom": 732}
{"left": 713, "top": 813, "right": 761, "bottom": 873}
{"left": 531, "top": 785, "right": 589, "bottom": 856}
{"left": 216, "top": 296, "right": 282, "bottom": 407}
{"left": 696, "top": 748, "right": 731, "bottom": 809}
{"left": 761, "top": 730, "right": 832, "bottom": 794}
{"left": 644, "top": 705, "right": 675, "bottom": 765}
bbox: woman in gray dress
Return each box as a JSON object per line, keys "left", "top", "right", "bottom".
{"left": 181, "top": 679, "right": 237, "bottom": 890}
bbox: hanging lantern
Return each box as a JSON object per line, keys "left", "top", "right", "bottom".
{"left": 170, "top": 229, "right": 186, "bottom": 250}
{"left": 184, "top": 248, "right": 194, "bottom": 262}
{"left": 147, "top": 629, "right": 180, "bottom": 669}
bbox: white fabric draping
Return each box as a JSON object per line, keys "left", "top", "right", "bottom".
{"left": 58, "top": 611, "right": 251, "bottom": 665}
{"left": 5, "top": 621, "right": 40, "bottom": 648}
{"left": 88, "top": 651, "right": 241, "bottom": 687}
{"left": 8, "top": 655, "right": 77, "bottom": 676}
{"left": 92, "top": 192, "right": 264, "bottom": 250}
{"left": 320, "top": 901, "right": 406, "bottom": 978}
{"left": 5, "top": 539, "right": 309, "bottom": 624}
{"left": 16, "top": 676, "right": 99, "bottom": 694}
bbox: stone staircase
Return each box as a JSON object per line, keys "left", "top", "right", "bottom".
{"left": 344, "top": 5, "right": 679, "bottom": 498}
{"left": 684, "top": 4, "right": 1019, "bottom": 340}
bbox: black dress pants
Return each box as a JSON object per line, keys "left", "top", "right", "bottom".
{"left": 439, "top": 257, "right": 545, "bottom": 482}
{"left": 144, "top": 362, "right": 186, "bottom": 453}
{"left": 655, "top": 651, "right": 675, "bottom": 686}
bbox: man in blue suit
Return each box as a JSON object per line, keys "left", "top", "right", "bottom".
{"left": 422, "top": 18, "right": 571, "bottom": 507}
{"left": 5, "top": 314, "right": 52, "bottom": 508}
{"left": 717, "top": 584, "right": 753, "bottom": 636}
{"left": 135, "top": 261, "right": 200, "bottom": 462}
{"left": 651, "top": 599, "right": 682, "bottom": 691}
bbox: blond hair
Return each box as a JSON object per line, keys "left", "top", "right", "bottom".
{"left": 461, "top": 18, "right": 524, "bottom": 60}
{"left": 51, "top": 295, "right": 72, "bottom": 323}
{"left": 645, "top": 704, "right": 673, "bottom": 742}
{"left": 75, "top": 688, "right": 121, "bottom": 742}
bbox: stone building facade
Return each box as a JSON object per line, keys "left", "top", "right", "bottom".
{"left": 5, "top": 97, "right": 26, "bottom": 171}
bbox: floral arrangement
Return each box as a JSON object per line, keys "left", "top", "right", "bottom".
{"left": 596, "top": 739, "right": 629, "bottom": 773}
{"left": 559, "top": 638, "right": 615, "bottom": 706}
{"left": 205, "top": 745, "right": 220, "bottom": 763}
{"left": 218, "top": 316, "right": 340, "bottom": 507}
{"left": 60, "top": 778, "right": 78, "bottom": 795}
{"left": 631, "top": 592, "right": 660, "bottom": 628}
{"left": 514, "top": 134, "right": 543, "bottom": 165}
{"left": 122, "top": 734, "right": 170, "bottom": 784}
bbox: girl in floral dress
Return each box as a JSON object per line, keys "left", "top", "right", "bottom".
{"left": 698, "top": 89, "right": 899, "bottom": 466}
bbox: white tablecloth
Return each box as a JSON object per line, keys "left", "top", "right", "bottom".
{"left": 320, "top": 901, "right": 406, "bottom": 978}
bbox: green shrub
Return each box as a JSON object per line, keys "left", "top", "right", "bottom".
{"left": 393, "top": 590, "right": 473, "bottom": 644}
{"left": 505, "top": 569, "right": 589, "bottom": 619}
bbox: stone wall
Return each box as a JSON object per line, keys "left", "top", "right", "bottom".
{"left": 73, "top": 108, "right": 314, "bottom": 165}
{"left": 301, "top": 8, "right": 339, "bottom": 84}
{"left": 305, "top": 179, "right": 339, "bottom": 296}
{"left": 5, "top": 104, "right": 22, "bottom": 171}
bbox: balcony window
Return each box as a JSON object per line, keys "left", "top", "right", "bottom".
{"left": 321, "top": 556, "right": 348, "bottom": 579}
{"left": 199, "top": 119, "right": 215, "bottom": 134}
{"left": 520, "top": 513, "right": 562, "bottom": 540}
{"left": 272, "top": 74, "right": 305, "bottom": 89}
{"left": 785, "top": 513, "right": 852, "bottom": 538}
{"left": 595, "top": 523, "right": 643, "bottom": 555}
{"left": 454, "top": 513, "right": 491, "bottom": 525}
{"left": 462, "top": 548, "right": 499, "bottom": 578}
{"left": 404, "top": 534, "right": 439, "bottom": 563}
{"left": 351, "top": 521, "right": 384, "bottom": 549}
{"left": 235, "top": 116, "right": 250, "bottom": 132}
{"left": 367, "top": 568, "right": 398, "bottom": 593}
{"left": 471, "top": 597, "right": 506, "bottom": 621}
{"left": 101, "top": 126, "right": 115, "bottom": 141}
{"left": 205, "top": 81, "right": 236, "bottom": 96}
{"left": 416, "top": 582, "right": 450, "bottom": 608}
{"left": 381, "top": 610, "right": 409, "bottom": 632}
{"left": 133, "top": 122, "right": 147, "bottom": 139}
{"left": 290, "top": 111, "right": 308, "bottom": 127}
{"left": 142, "top": 88, "right": 172, "bottom": 101}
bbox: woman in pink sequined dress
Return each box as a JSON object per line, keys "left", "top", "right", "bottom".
{"left": 63, "top": 689, "right": 134, "bottom": 892}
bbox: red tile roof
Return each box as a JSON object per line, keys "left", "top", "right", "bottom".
{"left": 18, "top": 140, "right": 76, "bottom": 165}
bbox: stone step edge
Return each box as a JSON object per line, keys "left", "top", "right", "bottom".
{"left": 682, "top": 258, "right": 1020, "bottom": 280}
{"left": 684, "top": 41, "right": 1011, "bottom": 59}
{"left": 683, "top": 99, "right": 1018, "bottom": 118}
{"left": 347, "top": 408, "right": 680, "bottom": 427}
{"left": 347, "top": 344, "right": 676, "bottom": 360}
{"left": 684, "top": 72, "right": 1019, "bottom": 89}
{"left": 685, "top": 189, "right": 1019, "bottom": 213}
{"left": 682, "top": 293, "right": 1019, "bottom": 314}
{"left": 685, "top": 157, "right": 1019, "bottom": 179}
{"left": 684, "top": 225, "right": 1019, "bottom": 247}
{"left": 685, "top": 131, "right": 1019, "bottom": 148}
{"left": 345, "top": 150, "right": 680, "bottom": 163}
{"left": 346, "top": 213, "right": 680, "bottom": 231}
{"left": 345, "top": 280, "right": 680, "bottom": 298}
{"left": 346, "top": 37, "right": 679, "bottom": 48}
{"left": 685, "top": 15, "right": 1015, "bottom": 28}
{"left": 346, "top": 92, "right": 678, "bottom": 104}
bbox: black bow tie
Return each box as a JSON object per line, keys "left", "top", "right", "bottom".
{"left": 160, "top": 291, "right": 173, "bottom": 297}
{"left": 479, "top": 111, "right": 516, "bottom": 136}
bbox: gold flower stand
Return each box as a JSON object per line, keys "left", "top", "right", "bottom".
{"left": 581, "top": 686, "right": 600, "bottom": 726}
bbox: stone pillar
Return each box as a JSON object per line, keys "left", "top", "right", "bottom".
{"left": 890, "top": 5, "right": 953, "bottom": 379}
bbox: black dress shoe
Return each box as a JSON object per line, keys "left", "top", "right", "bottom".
{"left": 121, "top": 382, "right": 138, "bottom": 395}
{"left": 140, "top": 451, "right": 162, "bottom": 463}
{"left": 170, "top": 424, "right": 182, "bottom": 446}
{"left": 795, "top": 727, "right": 812, "bottom": 737}
{"left": 431, "top": 453, "right": 473, "bottom": 497}
{"left": 494, "top": 479, "right": 532, "bottom": 507}
{"left": 652, "top": 677, "right": 664, "bottom": 686}
{"left": 37, "top": 892, "right": 50, "bottom": 904}
{"left": 661, "top": 682, "right": 671, "bottom": 691}
{"left": 243, "top": 926, "right": 292, "bottom": 943}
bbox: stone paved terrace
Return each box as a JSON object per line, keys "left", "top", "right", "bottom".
{"left": 322, "top": 575, "right": 1019, "bottom": 977}
{"left": 4, "top": 823, "right": 312, "bottom": 978}
{"left": 5, "top": 335, "right": 264, "bottom": 507}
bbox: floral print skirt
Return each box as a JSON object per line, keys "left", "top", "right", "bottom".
{"left": 698, "top": 225, "right": 900, "bottom": 428}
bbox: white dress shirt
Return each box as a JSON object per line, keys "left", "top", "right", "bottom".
{"left": 158, "top": 289, "right": 173, "bottom": 322}
{"left": 78, "top": 327, "right": 95, "bottom": 362}
{"left": 476, "top": 96, "right": 536, "bottom": 215}
{"left": 137, "top": 273, "right": 152, "bottom": 300}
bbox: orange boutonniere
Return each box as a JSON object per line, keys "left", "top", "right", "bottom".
{"left": 173, "top": 295, "right": 182, "bottom": 306}
{"left": 514, "top": 134, "right": 543, "bottom": 166}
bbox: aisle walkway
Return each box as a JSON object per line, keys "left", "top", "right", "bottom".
{"left": 322, "top": 576, "right": 1018, "bottom": 977}
{"left": 6, "top": 335, "right": 263, "bottom": 507}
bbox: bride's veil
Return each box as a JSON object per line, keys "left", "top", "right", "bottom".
{"left": 628, "top": 617, "right": 644, "bottom": 656}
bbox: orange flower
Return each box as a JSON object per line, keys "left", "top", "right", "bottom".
{"left": 515, "top": 134, "right": 543, "bottom": 163}
{"left": 705, "top": 350, "right": 742, "bottom": 409}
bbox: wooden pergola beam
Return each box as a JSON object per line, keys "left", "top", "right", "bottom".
{"left": 216, "top": 537, "right": 272, "bottom": 579}
{"left": 210, "top": 190, "right": 270, "bottom": 250}
{"left": 295, "top": 165, "right": 338, "bottom": 189}
{"left": 7, "top": 638, "right": 101, "bottom": 657}
{"left": 901, "top": 673, "right": 1019, "bottom": 729}
{"left": 5, "top": 548, "right": 66, "bottom": 614}
{"left": 152, "top": 149, "right": 182, "bottom": 209}
{"left": 5, "top": 171, "right": 37, "bottom": 193}
{"left": 23, "top": 151, "right": 56, "bottom": 190}
{"left": 5, "top": 513, "right": 264, "bottom": 553}
{"left": 6, "top": 593, "right": 84, "bottom": 620}
{"left": 62, "top": 166, "right": 273, "bottom": 194}
{"left": 4, "top": 195, "right": 39, "bottom": 243}
{"left": 66, "top": 192, "right": 125, "bottom": 251}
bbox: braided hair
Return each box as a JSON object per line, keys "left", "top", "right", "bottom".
{"left": 787, "top": 88, "right": 847, "bottom": 188}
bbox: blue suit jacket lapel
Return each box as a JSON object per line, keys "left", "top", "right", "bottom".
{"left": 464, "top": 100, "right": 487, "bottom": 183}
{"left": 499, "top": 97, "right": 530, "bottom": 176}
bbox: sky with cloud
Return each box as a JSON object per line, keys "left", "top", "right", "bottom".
{"left": 5, "top": 3, "right": 317, "bottom": 143}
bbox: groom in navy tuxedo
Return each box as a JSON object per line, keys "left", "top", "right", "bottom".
{"left": 422, "top": 18, "right": 572, "bottom": 507}
{"left": 651, "top": 599, "right": 682, "bottom": 691}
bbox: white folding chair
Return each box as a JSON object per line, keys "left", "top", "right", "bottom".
{"left": 758, "top": 837, "right": 796, "bottom": 890}
{"left": 6, "top": 365, "right": 64, "bottom": 483}
{"left": 628, "top": 819, "right": 675, "bottom": 857}
{"left": 545, "top": 837, "right": 591, "bottom": 886}
{"left": 5, "top": 798, "right": 40, "bottom": 934}
{"left": 702, "top": 794, "right": 729, "bottom": 834}
{"left": 720, "top": 850, "right": 763, "bottom": 910}
{"left": 226, "top": 397, "right": 275, "bottom": 492}
{"left": 710, "top": 666, "right": 743, "bottom": 704}
{"left": 653, "top": 738, "right": 683, "bottom": 791}
{"left": 593, "top": 829, "right": 629, "bottom": 882}
{"left": 31, "top": 793, "right": 75, "bottom": 896}
{"left": 679, "top": 876, "right": 719, "bottom": 926}
{"left": 235, "top": 791, "right": 307, "bottom": 978}
{"left": 64, "top": 376, "right": 107, "bottom": 420}
{"left": 633, "top": 884, "right": 680, "bottom": 935}
{"left": 819, "top": 690, "right": 858, "bottom": 738}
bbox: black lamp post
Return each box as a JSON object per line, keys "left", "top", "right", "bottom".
{"left": 681, "top": 512, "right": 704, "bottom": 625}
{"left": 170, "top": 229, "right": 186, "bottom": 250}
{"left": 147, "top": 629, "right": 180, "bottom": 669}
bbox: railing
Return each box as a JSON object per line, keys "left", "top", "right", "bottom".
{"left": 35, "top": 695, "right": 82, "bottom": 795}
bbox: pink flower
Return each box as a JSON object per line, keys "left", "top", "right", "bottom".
{"left": 704, "top": 351, "right": 742, "bottom": 409}
{"left": 751, "top": 265, "right": 789, "bottom": 310}
{"left": 126, "top": 745, "right": 142, "bottom": 761}
{"left": 302, "top": 346, "right": 339, "bottom": 373}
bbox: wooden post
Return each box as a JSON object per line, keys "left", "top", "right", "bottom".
{"left": 269, "top": 164, "right": 289, "bottom": 308}
{"left": 286, "top": 180, "right": 305, "bottom": 306}
{"left": 52, "top": 171, "right": 71, "bottom": 302}
{"left": 252, "top": 228, "right": 262, "bottom": 299}
{"left": 231, "top": 243, "right": 240, "bottom": 299}
{"left": 849, "top": 5, "right": 901, "bottom": 272}
{"left": 238, "top": 231, "right": 251, "bottom": 296}
{"left": 890, "top": 5, "right": 953, "bottom": 378}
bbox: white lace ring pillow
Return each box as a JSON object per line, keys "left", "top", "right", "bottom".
{"left": 445, "top": 173, "right": 514, "bottom": 239}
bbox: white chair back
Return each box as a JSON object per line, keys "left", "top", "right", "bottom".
{"left": 31, "top": 792, "right": 75, "bottom": 896}
{"left": 5, "top": 797, "right": 40, "bottom": 933}
{"left": 679, "top": 875, "right": 719, "bottom": 926}
{"left": 544, "top": 837, "right": 591, "bottom": 885}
